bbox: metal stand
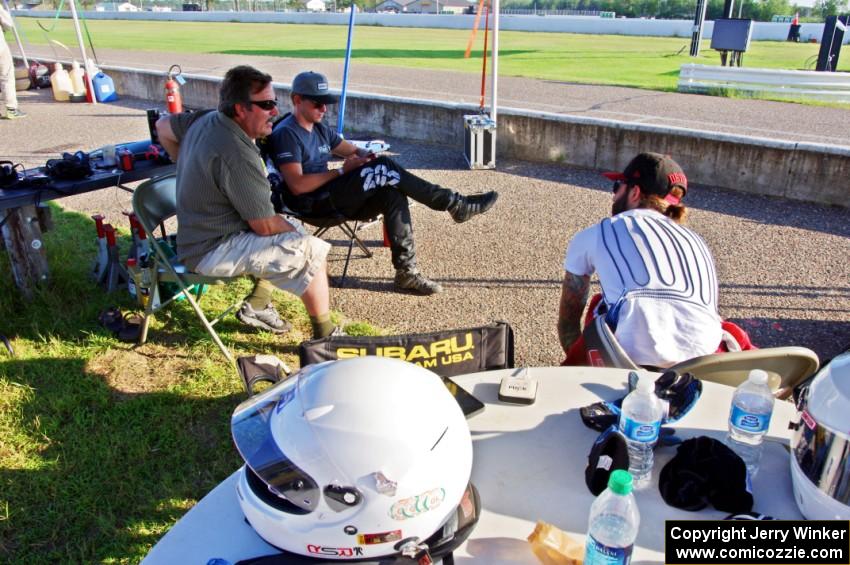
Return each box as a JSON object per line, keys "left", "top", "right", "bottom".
{"left": 0, "top": 206, "right": 48, "bottom": 299}
{"left": 91, "top": 214, "right": 109, "bottom": 284}
{"left": 720, "top": 50, "right": 744, "bottom": 67}
{"left": 102, "top": 224, "right": 128, "bottom": 293}
{"left": 464, "top": 114, "right": 497, "bottom": 170}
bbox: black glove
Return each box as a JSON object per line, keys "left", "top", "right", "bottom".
{"left": 579, "top": 400, "right": 680, "bottom": 447}
{"left": 580, "top": 370, "right": 702, "bottom": 431}
{"left": 628, "top": 370, "right": 702, "bottom": 422}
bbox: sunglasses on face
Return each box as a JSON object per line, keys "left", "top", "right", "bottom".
{"left": 248, "top": 99, "right": 278, "bottom": 111}
{"left": 306, "top": 98, "right": 327, "bottom": 109}
{"left": 612, "top": 180, "right": 635, "bottom": 193}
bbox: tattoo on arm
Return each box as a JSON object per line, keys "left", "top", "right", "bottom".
{"left": 557, "top": 272, "right": 590, "bottom": 354}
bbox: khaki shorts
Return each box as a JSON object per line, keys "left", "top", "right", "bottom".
{"left": 194, "top": 228, "right": 330, "bottom": 297}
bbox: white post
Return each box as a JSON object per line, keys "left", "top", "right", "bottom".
{"left": 489, "top": 0, "right": 499, "bottom": 123}
{"left": 67, "top": 0, "right": 96, "bottom": 104}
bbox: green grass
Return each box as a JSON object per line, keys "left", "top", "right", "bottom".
{"left": 0, "top": 204, "right": 378, "bottom": 563}
{"left": 11, "top": 19, "right": 846, "bottom": 91}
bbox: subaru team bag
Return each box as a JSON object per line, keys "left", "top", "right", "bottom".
{"left": 299, "top": 321, "right": 514, "bottom": 378}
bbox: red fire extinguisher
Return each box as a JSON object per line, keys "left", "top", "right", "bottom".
{"left": 165, "top": 64, "right": 183, "bottom": 114}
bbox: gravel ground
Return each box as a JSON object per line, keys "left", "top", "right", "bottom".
{"left": 4, "top": 88, "right": 849, "bottom": 367}
{"left": 14, "top": 44, "right": 850, "bottom": 147}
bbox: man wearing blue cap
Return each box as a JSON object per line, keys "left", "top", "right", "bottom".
{"left": 265, "top": 71, "right": 499, "bottom": 296}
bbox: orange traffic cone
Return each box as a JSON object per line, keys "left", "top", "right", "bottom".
{"left": 792, "top": 12, "right": 799, "bottom": 25}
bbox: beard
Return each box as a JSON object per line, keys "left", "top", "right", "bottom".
{"left": 611, "top": 190, "right": 630, "bottom": 216}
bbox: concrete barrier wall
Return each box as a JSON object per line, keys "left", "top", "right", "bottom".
{"left": 11, "top": 10, "right": 835, "bottom": 42}
{"left": 38, "top": 62, "right": 848, "bottom": 208}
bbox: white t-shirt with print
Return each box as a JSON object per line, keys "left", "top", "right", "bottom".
{"left": 564, "top": 208, "right": 722, "bottom": 368}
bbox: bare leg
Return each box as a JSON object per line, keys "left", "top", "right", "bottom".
{"left": 300, "top": 261, "right": 329, "bottom": 316}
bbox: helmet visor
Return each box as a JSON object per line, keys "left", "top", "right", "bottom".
{"left": 231, "top": 377, "right": 320, "bottom": 512}
{"left": 792, "top": 410, "right": 850, "bottom": 504}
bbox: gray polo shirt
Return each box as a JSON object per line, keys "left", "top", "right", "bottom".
{"left": 170, "top": 110, "right": 275, "bottom": 270}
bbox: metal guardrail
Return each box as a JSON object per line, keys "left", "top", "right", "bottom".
{"left": 678, "top": 63, "right": 850, "bottom": 103}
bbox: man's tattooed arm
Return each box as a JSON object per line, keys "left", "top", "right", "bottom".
{"left": 557, "top": 271, "right": 590, "bottom": 354}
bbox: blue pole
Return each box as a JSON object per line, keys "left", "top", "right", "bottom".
{"left": 337, "top": 3, "right": 356, "bottom": 134}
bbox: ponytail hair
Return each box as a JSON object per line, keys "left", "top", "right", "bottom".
{"left": 638, "top": 186, "right": 688, "bottom": 224}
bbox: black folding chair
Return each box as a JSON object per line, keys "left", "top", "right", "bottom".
{"left": 584, "top": 315, "right": 819, "bottom": 398}
{"left": 271, "top": 178, "right": 378, "bottom": 287}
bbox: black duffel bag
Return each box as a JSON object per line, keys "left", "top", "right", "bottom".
{"left": 299, "top": 321, "right": 515, "bottom": 378}
{"left": 45, "top": 151, "right": 92, "bottom": 180}
{"left": 0, "top": 161, "right": 21, "bottom": 187}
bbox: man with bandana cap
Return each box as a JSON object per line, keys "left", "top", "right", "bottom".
{"left": 557, "top": 152, "right": 725, "bottom": 369}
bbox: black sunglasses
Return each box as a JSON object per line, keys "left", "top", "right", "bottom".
{"left": 612, "top": 180, "right": 635, "bottom": 193}
{"left": 306, "top": 98, "right": 327, "bottom": 108}
{"left": 248, "top": 99, "right": 278, "bottom": 111}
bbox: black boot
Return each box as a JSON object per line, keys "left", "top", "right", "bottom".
{"left": 448, "top": 191, "right": 499, "bottom": 223}
{"left": 394, "top": 269, "right": 443, "bottom": 295}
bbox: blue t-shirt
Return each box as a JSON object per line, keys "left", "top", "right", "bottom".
{"left": 267, "top": 114, "right": 343, "bottom": 174}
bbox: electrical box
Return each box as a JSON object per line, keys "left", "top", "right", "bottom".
{"left": 711, "top": 18, "right": 753, "bottom": 53}
{"left": 463, "top": 114, "right": 496, "bottom": 170}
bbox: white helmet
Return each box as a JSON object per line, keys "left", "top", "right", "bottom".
{"left": 790, "top": 350, "right": 850, "bottom": 520}
{"left": 231, "top": 356, "right": 477, "bottom": 560}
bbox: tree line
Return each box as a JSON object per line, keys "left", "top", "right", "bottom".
{"left": 502, "top": 0, "right": 847, "bottom": 21}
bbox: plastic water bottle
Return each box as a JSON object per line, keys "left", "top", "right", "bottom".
{"left": 727, "top": 369, "right": 774, "bottom": 476}
{"left": 584, "top": 469, "right": 640, "bottom": 565}
{"left": 618, "top": 374, "right": 664, "bottom": 490}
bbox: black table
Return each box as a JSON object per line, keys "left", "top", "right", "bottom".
{"left": 0, "top": 153, "right": 175, "bottom": 297}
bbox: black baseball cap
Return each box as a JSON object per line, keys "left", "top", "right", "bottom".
{"left": 291, "top": 71, "right": 339, "bottom": 105}
{"left": 585, "top": 425, "right": 630, "bottom": 496}
{"left": 603, "top": 152, "right": 689, "bottom": 205}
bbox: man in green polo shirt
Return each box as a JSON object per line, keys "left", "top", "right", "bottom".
{"left": 156, "top": 65, "right": 336, "bottom": 338}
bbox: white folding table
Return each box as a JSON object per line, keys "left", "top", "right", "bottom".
{"left": 144, "top": 366, "right": 800, "bottom": 564}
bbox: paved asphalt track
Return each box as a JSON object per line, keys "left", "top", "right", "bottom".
{"left": 4, "top": 88, "right": 849, "bottom": 368}
{"left": 12, "top": 44, "right": 850, "bottom": 147}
